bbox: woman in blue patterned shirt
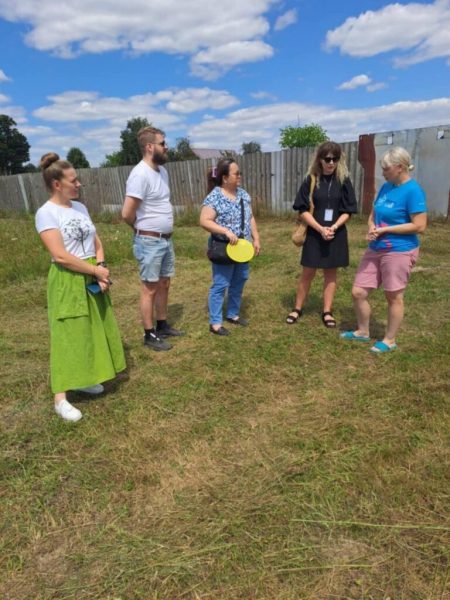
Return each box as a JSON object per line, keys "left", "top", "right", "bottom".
{"left": 200, "top": 158, "right": 261, "bottom": 336}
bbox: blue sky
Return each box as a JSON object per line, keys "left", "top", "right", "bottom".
{"left": 0, "top": 0, "right": 449, "bottom": 166}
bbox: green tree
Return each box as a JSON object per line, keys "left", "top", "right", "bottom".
{"left": 0, "top": 115, "right": 30, "bottom": 175}
{"left": 220, "top": 149, "right": 239, "bottom": 160}
{"left": 120, "top": 117, "right": 150, "bottom": 165}
{"left": 167, "top": 137, "right": 199, "bottom": 162}
{"left": 21, "top": 163, "right": 38, "bottom": 173}
{"left": 100, "top": 151, "right": 125, "bottom": 168}
{"left": 67, "top": 147, "right": 90, "bottom": 168}
{"left": 279, "top": 123, "right": 327, "bottom": 149}
{"left": 241, "top": 141, "right": 261, "bottom": 154}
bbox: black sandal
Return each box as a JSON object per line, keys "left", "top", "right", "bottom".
{"left": 322, "top": 311, "right": 336, "bottom": 328}
{"left": 286, "top": 308, "right": 303, "bottom": 324}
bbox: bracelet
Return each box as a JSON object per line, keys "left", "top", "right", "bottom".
{"left": 96, "top": 261, "right": 107, "bottom": 267}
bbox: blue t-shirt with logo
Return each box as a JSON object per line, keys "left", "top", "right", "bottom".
{"left": 369, "top": 179, "right": 427, "bottom": 252}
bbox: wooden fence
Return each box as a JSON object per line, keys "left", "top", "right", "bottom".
{"left": 0, "top": 143, "right": 363, "bottom": 216}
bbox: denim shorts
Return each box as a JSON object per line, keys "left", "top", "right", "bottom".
{"left": 133, "top": 235, "right": 175, "bottom": 282}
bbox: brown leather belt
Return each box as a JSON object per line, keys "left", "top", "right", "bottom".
{"left": 134, "top": 229, "right": 172, "bottom": 239}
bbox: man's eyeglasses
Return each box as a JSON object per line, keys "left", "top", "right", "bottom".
{"left": 322, "top": 156, "right": 339, "bottom": 164}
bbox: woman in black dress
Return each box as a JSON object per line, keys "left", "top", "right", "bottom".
{"left": 286, "top": 141, "right": 357, "bottom": 327}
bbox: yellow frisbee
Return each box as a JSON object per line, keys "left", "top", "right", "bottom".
{"left": 226, "top": 239, "right": 255, "bottom": 262}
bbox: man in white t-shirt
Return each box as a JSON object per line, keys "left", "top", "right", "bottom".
{"left": 122, "top": 126, "right": 183, "bottom": 351}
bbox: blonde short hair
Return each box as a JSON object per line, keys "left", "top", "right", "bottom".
{"left": 381, "top": 147, "right": 414, "bottom": 172}
{"left": 137, "top": 126, "right": 165, "bottom": 155}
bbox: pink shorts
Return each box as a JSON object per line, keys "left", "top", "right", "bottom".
{"left": 354, "top": 248, "right": 419, "bottom": 292}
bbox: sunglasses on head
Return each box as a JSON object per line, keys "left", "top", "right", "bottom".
{"left": 322, "top": 156, "right": 339, "bottom": 164}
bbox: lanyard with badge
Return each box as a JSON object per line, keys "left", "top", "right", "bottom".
{"left": 324, "top": 177, "right": 334, "bottom": 223}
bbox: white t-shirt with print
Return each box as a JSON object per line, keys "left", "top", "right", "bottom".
{"left": 125, "top": 160, "right": 173, "bottom": 234}
{"left": 35, "top": 200, "right": 96, "bottom": 259}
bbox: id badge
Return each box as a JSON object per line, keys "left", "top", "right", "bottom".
{"left": 324, "top": 209, "right": 334, "bottom": 222}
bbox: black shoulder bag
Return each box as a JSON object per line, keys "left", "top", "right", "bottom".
{"left": 207, "top": 199, "right": 245, "bottom": 265}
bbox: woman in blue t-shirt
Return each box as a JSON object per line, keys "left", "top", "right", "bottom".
{"left": 341, "top": 147, "right": 427, "bottom": 353}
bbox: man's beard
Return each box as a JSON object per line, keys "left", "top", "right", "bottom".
{"left": 153, "top": 150, "right": 167, "bottom": 166}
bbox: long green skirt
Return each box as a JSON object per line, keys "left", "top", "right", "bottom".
{"left": 47, "top": 260, "right": 126, "bottom": 393}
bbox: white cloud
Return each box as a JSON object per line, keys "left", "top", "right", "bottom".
{"left": 28, "top": 86, "right": 241, "bottom": 165}
{"left": 337, "top": 74, "right": 372, "bottom": 90}
{"left": 190, "top": 41, "right": 274, "bottom": 79}
{"left": 19, "top": 124, "right": 54, "bottom": 136}
{"left": 325, "top": 0, "right": 450, "bottom": 66}
{"left": 156, "top": 88, "right": 239, "bottom": 113}
{"left": 250, "top": 91, "right": 278, "bottom": 101}
{"left": 0, "top": 104, "right": 27, "bottom": 123}
{"left": 34, "top": 91, "right": 163, "bottom": 123}
{"left": 337, "top": 74, "right": 388, "bottom": 93}
{"left": 366, "top": 82, "right": 388, "bottom": 92}
{"left": 274, "top": 9, "right": 297, "bottom": 32}
{"left": 33, "top": 87, "right": 238, "bottom": 123}
{"left": 0, "top": 68, "right": 11, "bottom": 82}
{"left": 0, "top": 93, "right": 10, "bottom": 103}
{"left": 26, "top": 95, "right": 450, "bottom": 166}
{"left": 188, "top": 98, "right": 450, "bottom": 150}
{"left": 0, "top": 1, "right": 276, "bottom": 77}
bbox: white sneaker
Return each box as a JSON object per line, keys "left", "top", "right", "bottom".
{"left": 55, "top": 399, "right": 82, "bottom": 422}
{"left": 73, "top": 384, "right": 104, "bottom": 394}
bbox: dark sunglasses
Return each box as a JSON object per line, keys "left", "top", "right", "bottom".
{"left": 322, "top": 156, "right": 339, "bottom": 164}
{"left": 151, "top": 140, "right": 168, "bottom": 148}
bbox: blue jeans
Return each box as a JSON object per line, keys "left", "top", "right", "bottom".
{"left": 208, "top": 262, "right": 250, "bottom": 325}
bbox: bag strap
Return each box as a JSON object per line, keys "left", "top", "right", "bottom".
{"left": 295, "top": 175, "right": 316, "bottom": 225}
{"left": 308, "top": 174, "right": 316, "bottom": 213}
{"left": 239, "top": 197, "right": 245, "bottom": 238}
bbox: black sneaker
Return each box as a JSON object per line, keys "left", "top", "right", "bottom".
{"left": 226, "top": 317, "right": 249, "bottom": 327}
{"left": 143, "top": 332, "right": 172, "bottom": 351}
{"left": 209, "top": 325, "right": 230, "bottom": 336}
{"left": 156, "top": 324, "right": 185, "bottom": 337}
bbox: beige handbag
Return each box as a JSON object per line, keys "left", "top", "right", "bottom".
{"left": 292, "top": 174, "right": 316, "bottom": 247}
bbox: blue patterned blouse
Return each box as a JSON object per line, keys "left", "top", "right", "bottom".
{"left": 202, "top": 187, "right": 252, "bottom": 240}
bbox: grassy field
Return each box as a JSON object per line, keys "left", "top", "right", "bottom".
{"left": 1, "top": 214, "right": 449, "bottom": 600}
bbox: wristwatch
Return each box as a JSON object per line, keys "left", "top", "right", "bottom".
{"left": 96, "top": 261, "right": 107, "bottom": 267}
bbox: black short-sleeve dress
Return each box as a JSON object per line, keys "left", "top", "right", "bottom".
{"left": 293, "top": 174, "right": 357, "bottom": 269}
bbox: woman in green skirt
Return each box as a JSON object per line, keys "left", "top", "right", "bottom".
{"left": 35, "top": 153, "right": 126, "bottom": 422}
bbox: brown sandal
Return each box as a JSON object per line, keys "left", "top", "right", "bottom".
{"left": 322, "top": 311, "right": 336, "bottom": 328}
{"left": 286, "top": 308, "right": 303, "bottom": 324}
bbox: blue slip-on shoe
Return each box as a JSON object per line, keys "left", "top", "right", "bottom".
{"left": 340, "top": 331, "right": 371, "bottom": 342}
{"left": 370, "top": 341, "right": 398, "bottom": 353}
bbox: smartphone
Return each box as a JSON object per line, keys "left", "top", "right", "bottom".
{"left": 86, "top": 282, "right": 102, "bottom": 294}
